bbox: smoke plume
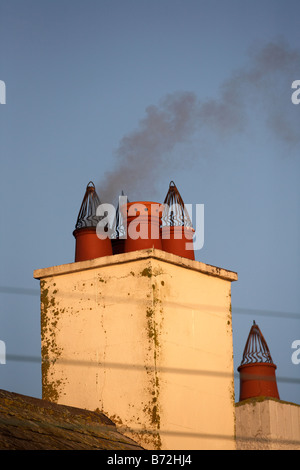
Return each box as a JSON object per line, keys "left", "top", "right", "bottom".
{"left": 99, "top": 39, "right": 299, "bottom": 204}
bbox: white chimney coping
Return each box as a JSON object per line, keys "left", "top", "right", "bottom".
{"left": 33, "top": 248, "right": 238, "bottom": 283}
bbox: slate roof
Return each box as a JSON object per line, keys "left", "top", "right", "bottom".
{"left": 0, "top": 389, "right": 143, "bottom": 450}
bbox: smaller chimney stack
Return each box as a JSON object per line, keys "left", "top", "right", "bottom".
{"left": 73, "top": 181, "right": 112, "bottom": 262}
{"left": 238, "top": 321, "right": 280, "bottom": 402}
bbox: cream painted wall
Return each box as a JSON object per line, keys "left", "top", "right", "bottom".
{"left": 34, "top": 249, "right": 238, "bottom": 450}
{"left": 236, "top": 398, "right": 300, "bottom": 450}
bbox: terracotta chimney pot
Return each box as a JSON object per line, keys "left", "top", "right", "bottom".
{"left": 238, "top": 321, "right": 280, "bottom": 401}
{"left": 73, "top": 181, "right": 112, "bottom": 262}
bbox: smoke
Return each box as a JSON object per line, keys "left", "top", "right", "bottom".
{"left": 99, "top": 39, "right": 299, "bottom": 204}
{"left": 99, "top": 91, "right": 198, "bottom": 203}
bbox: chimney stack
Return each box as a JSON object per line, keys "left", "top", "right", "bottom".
{"left": 34, "top": 178, "right": 238, "bottom": 450}
{"left": 238, "top": 321, "right": 280, "bottom": 402}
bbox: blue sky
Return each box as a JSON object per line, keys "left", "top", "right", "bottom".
{"left": 0, "top": 0, "right": 299, "bottom": 405}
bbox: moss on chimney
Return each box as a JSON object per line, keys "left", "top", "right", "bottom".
{"left": 40, "top": 279, "right": 64, "bottom": 403}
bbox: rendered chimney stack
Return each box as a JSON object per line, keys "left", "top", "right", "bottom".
{"left": 161, "top": 181, "right": 195, "bottom": 260}
{"left": 238, "top": 321, "right": 280, "bottom": 401}
{"left": 73, "top": 181, "right": 112, "bottom": 262}
{"left": 35, "top": 248, "right": 238, "bottom": 450}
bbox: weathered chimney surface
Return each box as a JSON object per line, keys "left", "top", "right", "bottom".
{"left": 34, "top": 248, "right": 237, "bottom": 450}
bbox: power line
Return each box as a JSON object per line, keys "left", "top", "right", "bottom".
{"left": 232, "top": 307, "right": 300, "bottom": 321}
{"left": 1, "top": 286, "right": 299, "bottom": 386}
{"left": 0, "top": 286, "right": 39, "bottom": 296}
{"left": 1, "top": 284, "right": 299, "bottom": 320}
{"left": 5, "top": 354, "right": 300, "bottom": 385}
{"left": 0, "top": 386, "right": 299, "bottom": 445}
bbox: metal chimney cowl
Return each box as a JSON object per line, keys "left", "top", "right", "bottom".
{"left": 161, "top": 181, "right": 195, "bottom": 260}
{"left": 111, "top": 191, "right": 129, "bottom": 255}
{"left": 238, "top": 321, "right": 280, "bottom": 402}
{"left": 73, "top": 181, "right": 112, "bottom": 262}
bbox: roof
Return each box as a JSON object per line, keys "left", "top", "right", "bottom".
{"left": 0, "top": 389, "right": 143, "bottom": 450}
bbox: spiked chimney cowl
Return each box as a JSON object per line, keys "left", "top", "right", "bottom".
{"left": 73, "top": 181, "right": 112, "bottom": 262}
{"left": 161, "top": 181, "right": 195, "bottom": 260}
{"left": 238, "top": 321, "right": 280, "bottom": 402}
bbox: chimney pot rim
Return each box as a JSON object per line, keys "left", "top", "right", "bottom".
{"left": 238, "top": 362, "right": 277, "bottom": 372}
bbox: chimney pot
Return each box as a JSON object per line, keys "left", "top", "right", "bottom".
{"left": 73, "top": 181, "right": 112, "bottom": 262}
{"left": 238, "top": 321, "right": 280, "bottom": 401}
{"left": 161, "top": 181, "right": 195, "bottom": 260}
{"left": 121, "top": 200, "right": 163, "bottom": 253}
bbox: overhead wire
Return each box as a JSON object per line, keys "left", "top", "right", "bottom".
{"left": 1, "top": 284, "right": 299, "bottom": 386}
